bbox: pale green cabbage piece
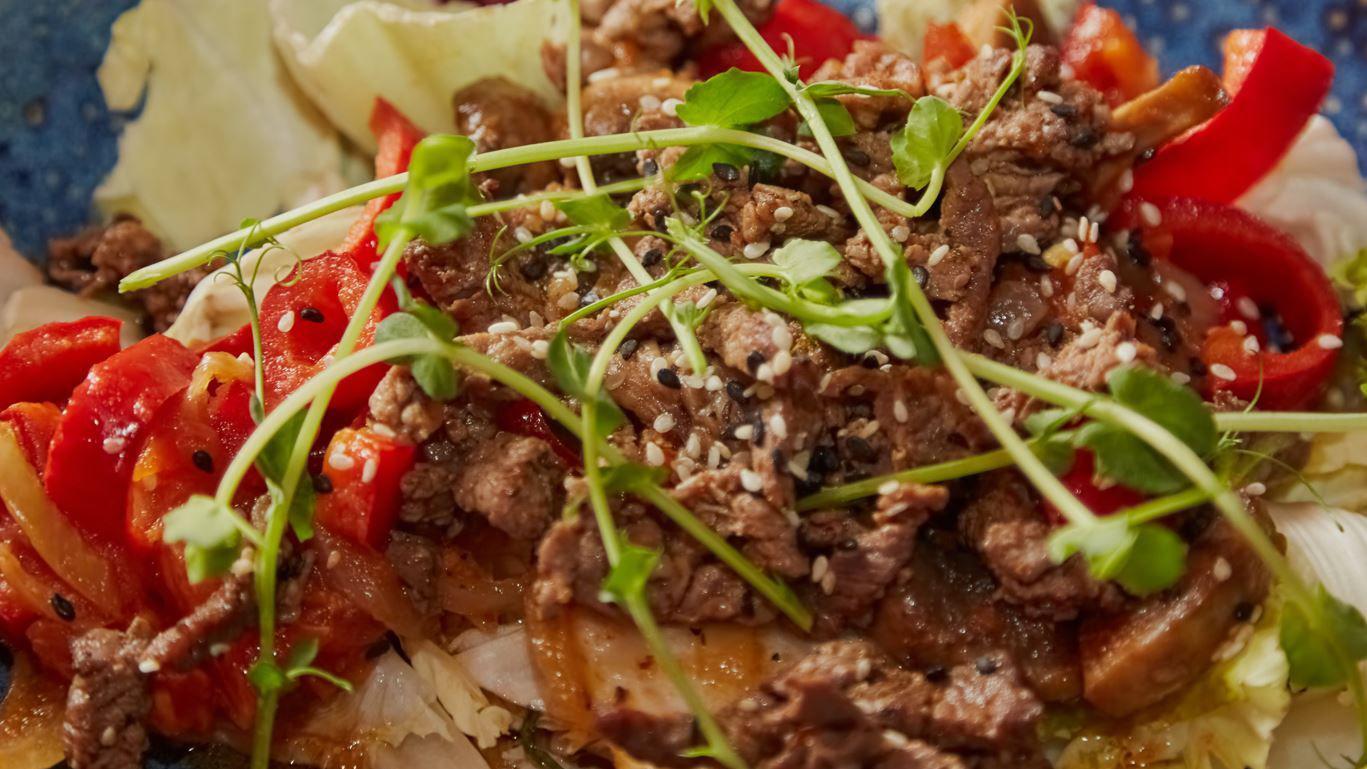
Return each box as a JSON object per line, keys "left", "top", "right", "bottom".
{"left": 94, "top": 0, "right": 348, "bottom": 251}
{"left": 408, "top": 639, "right": 514, "bottom": 749}
{"left": 1275, "top": 431, "right": 1367, "bottom": 514}
{"left": 270, "top": 0, "right": 565, "bottom": 152}
{"left": 1057, "top": 608, "right": 1290, "bottom": 769}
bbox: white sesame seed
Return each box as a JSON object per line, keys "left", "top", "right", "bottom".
{"left": 1016, "top": 233, "right": 1041, "bottom": 255}
{"left": 883, "top": 730, "right": 910, "bottom": 748}
{"left": 821, "top": 572, "right": 836, "bottom": 594}
{"left": 891, "top": 224, "right": 910, "bottom": 243}
{"left": 1075, "top": 328, "right": 1103, "bottom": 350}
{"left": 102, "top": 436, "right": 126, "bottom": 454}
{"left": 559, "top": 156, "right": 577, "bottom": 168}
{"left": 928, "top": 244, "right": 950, "bottom": 266}
{"left": 816, "top": 204, "right": 841, "bottom": 219}
{"left": 1036, "top": 352, "right": 1053, "bottom": 370}
{"left": 514, "top": 226, "right": 534, "bottom": 244}
{"left": 1098, "top": 269, "right": 1118, "bottom": 294}
{"left": 1149, "top": 302, "right": 1164, "bottom": 320}
{"left": 1318, "top": 333, "right": 1344, "bottom": 349}
{"left": 587, "top": 67, "right": 621, "bottom": 83}
{"left": 697, "top": 287, "right": 719, "bottom": 309}
{"left": 1210, "top": 363, "right": 1238, "bottom": 381}
{"left": 734, "top": 424, "right": 755, "bottom": 441}
{"left": 684, "top": 375, "right": 705, "bottom": 389}
{"left": 639, "top": 94, "right": 662, "bottom": 111}
{"left": 772, "top": 325, "right": 793, "bottom": 350}
{"left": 773, "top": 205, "right": 795, "bottom": 222}
{"left": 539, "top": 200, "right": 557, "bottom": 221}
{"left": 650, "top": 356, "right": 667, "bottom": 376}
{"left": 1229, "top": 320, "right": 1247, "bottom": 335}
{"left": 326, "top": 550, "right": 342, "bottom": 569}
{"left": 328, "top": 452, "right": 355, "bottom": 471}
{"left": 531, "top": 339, "right": 550, "bottom": 359}
{"left": 646, "top": 442, "right": 666, "bottom": 466}
{"left": 653, "top": 413, "right": 676, "bottom": 433}
{"left": 1244, "top": 481, "right": 1267, "bottom": 497}
{"left": 1089, "top": 220, "right": 1101, "bottom": 243}
{"left": 769, "top": 414, "right": 788, "bottom": 439}
{"left": 1209, "top": 286, "right": 1226, "bottom": 300}
{"left": 1065, "top": 253, "right": 1084, "bottom": 276}
{"left": 955, "top": 388, "right": 970, "bottom": 405}
{"left": 742, "top": 241, "right": 771, "bottom": 259}
{"left": 661, "top": 98, "right": 683, "bottom": 116}
{"left": 1115, "top": 341, "right": 1137, "bottom": 363}
{"left": 1171, "top": 371, "right": 1192, "bottom": 384}
{"left": 1039, "top": 275, "right": 1054, "bottom": 297}
{"left": 1212, "top": 556, "right": 1232, "bottom": 582}
{"left": 138, "top": 660, "right": 161, "bottom": 674}
{"left": 740, "top": 468, "right": 764, "bottom": 492}
{"left": 361, "top": 458, "right": 378, "bottom": 484}
{"left": 487, "top": 320, "right": 519, "bottom": 334}
{"left": 1063, "top": 238, "right": 1080, "bottom": 254}
{"left": 878, "top": 480, "right": 900, "bottom": 496}
{"left": 811, "top": 555, "right": 830, "bottom": 583}
{"left": 893, "top": 400, "right": 909, "bottom": 423}
{"left": 1036, "top": 89, "right": 1063, "bottom": 105}
{"left": 705, "top": 375, "right": 724, "bottom": 391}
{"left": 1006, "top": 317, "right": 1026, "bottom": 341}
{"left": 1140, "top": 202, "right": 1163, "bottom": 228}
{"left": 707, "top": 444, "right": 722, "bottom": 469}
{"left": 982, "top": 328, "right": 1006, "bottom": 349}
{"left": 1077, "top": 216, "right": 1090, "bottom": 242}
{"left": 1118, "top": 168, "right": 1134, "bottom": 193}
{"left": 1163, "top": 281, "right": 1187, "bottom": 302}
{"left": 771, "top": 350, "right": 793, "bottom": 376}
{"left": 1242, "top": 335, "right": 1261, "bottom": 354}
{"left": 1236, "top": 296, "right": 1259, "bottom": 320}
{"left": 276, "top": 311, "right": 296, "bottom": 333}
{"left": 755, "top": 363, "right": 775, "bottom": 383}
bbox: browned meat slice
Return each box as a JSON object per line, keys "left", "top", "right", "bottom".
{"left": 47, "top": 215, "right": 207, "bottom": 332}
{"left": 1036, "top": 312, "right": 1157, "bottom": 393}
{"left": 670, "top": 467, "right": 808, "bottom": 579}
{"left": 931, "top": 161, "right": 1001, "bottom": 346}
{"left": 738, "top": 183, "right": 850, "bottom": 244}
{"left": 453, "top": 77, "right": 560, "bottom": 195}
{"left": 958, "top": 472, "right": 1123, "bottom": 620}
{"left": 872, "top": 531, "right": 1082, "bottom": 703}
{"left": 387, "top": 531, "right": 440, "bottom": 617}
{"left": 368, "top": 367, "right": 444, "bottom": 445}
{"left": 1079, "top": 516, "right": 1271, "bottom": 717}
{"left": 451, "top": 432, "right": 565, "bottom": 540}
{"left": 590, "top": 0, "right": 773, "bottom": 68}
{"left": 63, "top": 620, "right": 154, "bottom": 769}
{"left": 139, "top": 571, "right": 254, "bottom": 671}
{"left": 808, "top": 41, "right": 926, "bottom": 130}
{"left": 580, "top": 72, "right": 691, "bottom": 180}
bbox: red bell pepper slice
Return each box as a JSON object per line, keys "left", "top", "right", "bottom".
{"left": 922, "top": 22, "right": 976, "bottom": 70}
{"left": 1128, "top": 198, "right": 1342, "bottom": 410}
{"left": 339, "top": 99, "right": 426, "bottom": 266}
{"left": 697, "top": 0, "right": 866, "bottom": 79}
{"left": 1061, "top": 3, "right": 1160, "bottom": 107}
{"left": 194, "top": 323, "right": 254, "bottom": 358}
{"left": 0, "top": 402, "right": 62, "bottom": 472}
{"left": 259, "top": 251, "right": 396, "bottom": 412}
{"left": 314, "top": 427, "right": 416, "bottom": 550}
{"left": 496, "top": 398, "right": 581, "bottom": 466}
{"left": 1042, "top": 450, "right": 1145, "bottom": 525}
{"left": 1220, "top": 29, "right": 1264, "bottom": 96}
{"left": 1129, "top": 28, "right": 1333, "bottom": 205}
{"left": 44, "top": 334, "right": 199, "bottom": 543}
{"left": 0, "top": 317, "right": 122, "bottom": 411}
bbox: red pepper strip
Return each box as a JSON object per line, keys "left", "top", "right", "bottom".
{"left": 496, "top": 398, "right": 582, "bottom": 467}
{"left": 314, "top": 427, "right": 416, "bottom": 550}
{"left": 44, "top": 335, "right": 199, "bottom": 543}
{"left": 1128, "top": 197, "right": 1342, "bottom": 410}
{"left": 922, "top": 22, "right": 976, "bottom": 70}
{"left": 697, "top": 0, "right": 866, "bottom": 79}
{"left": 339, "top": 98, "right": 426, "bottom": 267}
{"left": 0, "top": 317, "right": 123, "bottom": 411}
{"left": 1060, "top": 3, "right": 1160, "bottom": 107}
{"left": 1129, "top": 28, "right": 1333, "bottom": 205}
{"left": 258, "top": 251, "right": 397, "bottom": 412}
{"left": 194, "top": 323, "right": 253, "bottom": 358}
{"left": 0, "top": 402, "right": 61, "bottom": 472}
{"left": 1041, "top": 450, "right": 1146, "bottom": 525}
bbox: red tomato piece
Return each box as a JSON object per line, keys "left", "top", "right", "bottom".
{"left": 0, "top": 402, "right": 62, "bottom": 472}
{"left": 1042, "top": 450, "right": 1146, "bottom": 525}
{"left": 259, "top": 251, "right": 396, "bottom": 413}
{"left": 44, "top": 335, "right": 199, "bottom": 544}
{"left": 1060, "top": 3, "right": 1159, "bottom": 106}
{"left": 1126, "top": 198, "right": 1342, "bottom": 410}
{"left": 922, "top": 22, "right": 975, "bottom": 70}
{"left": 339, "top": 99, "right": 426, "bottom": 266}
{"left": 314, "top": 427, "right": 416, "bottom": 550}
{"left": 1129, "top": 28, "right": 1333, "bottom": 205}
{"left": 697, "top": 0, "right": 865, "bottom": 79}
{"left": 0, "top": 317, "right": 122, "bottom": 411}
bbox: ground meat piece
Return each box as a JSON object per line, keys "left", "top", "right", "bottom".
{"left": 934, "top": 161, "right": 1002, "bottom": 346}
{"left": 739, "top": 183, "right": 849, "bottom": 244}
{"left": 958, "top": 472, "right": 1123, "bottom": 620}
{"left": 872, "top": 531, "right": 1082, "bottom": 703}
{"left": 581, "top": 72, "right": 691, "bottom": 180}
{"left": 452, "top": 433, "right": 564, "bottom": 540}
{"left": 453, "top": 77, "right": 559, "bottom": 195}
{"left": 591, "top": 0, "right": 772, "bottom": 68}
{"left": 387, "top": 531, "right": 440, "bottom": 617}
{"left": 696, "top": 302, "right": 805, "bottom": 385}
{"left": 1079, "top": 516, "right": 1272, "bottom": 717}
{"left": 400, "top": 460, "right": 460, "bottom": 527}
{"left": 1038, "top": 312, "right": 1158, "bottom": 393}
{"left": 809, "top": 41, "right": 926, "bottom": 130}
{"left": 1065, "top": 250, "right": 1135, "bottom": 324}
{"left": 63, "top": 620, "right": 154, "bottom": 769}
{"left": 46, "top": 216, "right": 207, "bottom": 332}
{"left": 670, "top": 467, "right": 808, "bottom": 579}
{"left": 930, "top": 654, "right": 1043, "bottom": 753}
{"left": 368, "top": 367, "right": 444, "bottom": 444}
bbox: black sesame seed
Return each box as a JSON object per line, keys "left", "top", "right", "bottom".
{"left": 51, "top": 593, "right": 76, "bottom": 622}
{"left": 771, "top": 448, "right": 785, "bottom": 468}
{"left": 712, "top": 162, "right": 740, "bottom": 182}
{"left": 1068, "top": 126, "right": 1099, "bottom": 148}
{"left": 795, "top": 476, "right": 822, "bottom": 497}
{"left": 746, "top": 350, "right": 765, "bottom": 374}
{"left": 1025, "top": 254, "right": 1051, "bottom": 273}
{"left": 642, "top": 248, "right": 664, "bottom": 267}
{"left": 1126, "top": 237, "right": 1152, "bottom": 268}
{"left": 519, "top": 254, "right": 549, "bottom": 280}
{"left": 845, "top": 147, "right": 872, "bottom": 167}
{"left": 771, "top": 652, "right": 782, "bottom": 662}
{"left": 312, "top": 473, "right": 334, "bottom": 494}
{"left": 975, "top": 656, "right": 999, "bottom": 675}
{"left": 1189, "top": 357, "right": 1208, "bottom": 376}
{"left": 657, "top": 368, "right": 683, "bottom": 389}
{"left": 364, "top": 635, "right": 392, "bottom": 659}
{"left": 751, "top": 417, "right": 766, "bottom": 444}
{"left": 710, "top": 224, "right": 734, "bottom": 242}
{"left": 619, "top": 338, "right": 640, "bottom": 360}
{"left": 1050, "top": 103, "right": 1078, "bottom": 119}
{"left": 925, "top": 665, "right": 948, "bottom": 684}
{"left": 838, "top": 538, "right": 858, "bottom": 551}
{"left": 911, "top": 266, "right": 930, "bottom": 289}
{"left": 726, "top": 380, "right": 747, "bottom": 401}
{"left": 810, "top": 445, "right": 839, "bottom": 474}
{"left": 300, "top": 306, "right": 325, "bottom": 323}
{"left": 1152, "top": 316, "right": 1181, "bottom": 352}
{"left": 642, "top": 158, "right": 660, "bottom": 176}
{"left": 846, "top": 435, "right": 877, "bottom": 463}
{"left": 1137, "top": 146, "right": 1157, "bottom": 164}
{"left": 1038, "top": 196, "right": 1056, "bottom": 217}
{"left": 860, "top": 355, "right": 880, "bottom": 369}
{"left": 191, "top": 449, "right": 214, "bottom": 473}
{"left": 1045, "top": 322, "right": 1065, "bottom": 346}
{"left": 1234, "top": 602, "right": 1255, "bottom": 622}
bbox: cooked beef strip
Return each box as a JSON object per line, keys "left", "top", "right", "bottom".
{"left": 63, "top": 619, "right": 155, "bottom": 769}
{"left": 368, "top": 367, "right": 445, "bottom": 445}
{"left": 453, "top": 77, "right": 561, "bottom": 196}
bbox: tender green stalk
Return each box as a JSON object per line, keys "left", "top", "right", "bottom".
{"left": 797, "top": 445, "right": 1019, "bottom": 511}
{"left": 1120, "top": 487, "right": 1211, "bottom": 525}
{"left": 1213, "top": 410, "right": 1367, "bottom": 433}
{"left": 469, "top": 178, "right": 648, "bottom": 219}
{"left": 122, "top": 127, "right": 911, "bottom": 291}
{"left": 710, "top": 0, "right": 1096, "bottom": 528}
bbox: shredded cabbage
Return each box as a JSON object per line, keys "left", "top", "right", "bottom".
{"left": 95, "top": 0, "right": 348, "bottom": 251}
{"left": 409, "top": 639, "right": 515, "bottom": 749}
{"left": 270, "top": 0, "right": 564, "bottom": 152}
{"left": 1274, "top": 431, "right": 1367, "bottom": 514}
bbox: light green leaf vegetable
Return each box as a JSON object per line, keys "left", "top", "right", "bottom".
{"left": 1048, "top": 516, "right": 1188, "bottom": 596}
{"left": 770, "top": 239, "right": 843, "bottom": 287}
{"left": 547, "top": 333, "right": 625, "bottom": 437}
{"left": 599, "top": 538, "right": 663, "bottom": 605}
{"left": 669, "top": 144, "right": 756, "bottom": 183}
{"left": 675, "top": 68, "right": 791, "bottom": 128}
{"left": 890, "top": 96, "right": 963, "bottom": 190}
{"left": 163, "top": 495, "right": 244, "bottom": 583}
{"left": 555, "top": 193, "right": 632, "bottom": 231}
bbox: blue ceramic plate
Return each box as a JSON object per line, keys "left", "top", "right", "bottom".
{"left": 0, "top": 0, "right": 1363, "bottom": 766}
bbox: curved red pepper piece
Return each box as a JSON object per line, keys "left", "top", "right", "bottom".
{"left": 1061, "top": 3, "right": 1160, "bottom": 107}
{"left": 1042, "top": 450, "right": 1146, "bottom": 525}
{"left": 1, "top": 402, "right": 62, "bottom": 472}
{"left": 1129, "top": 198, "right": 1342, "bottom": 410}
{"left": 314, "top": 427, "right": 416, "bottom": 550}
{"left": 44, "top": 335, "right": 199, "bottom": 543}
{"left": 1129, "top": 28, "right": 1333, "bottom": 205}
{"left": 496, "top": 398, "right": 582, "bottom": 467}
{"left": 922, "top": 22, "right": 976, "bottom": 70}
{"left": 0, "top": 317, "right": 123, "bottom": 411}
{"left": 339, "top": 98, "right": 426, "bottom": 267}
{"left": 697, "top": 0, "right": 866, "bottom": 79}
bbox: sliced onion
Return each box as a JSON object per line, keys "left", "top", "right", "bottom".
{"left": 1266, "top": 502, "right": 1367, "bottom": 616}
{"left": 311, "top": 529, "right": 423, "bottom": 638}
{"left": 0, "top": 647, "right": 66, "bottom": 769}
{"left": 0, "top": 423, "right": 127, "bottom": 617}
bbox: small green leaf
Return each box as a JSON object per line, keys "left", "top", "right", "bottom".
{"left": 283, "top": 637, "right": 321, "bottom": 671}
{"left": 376, "top": 134, "right": 480, "bottom": 248}
{"left": 809, "top": 99, "right": 855, "bottom": 138}
{"left": 802, "top": 82, "right": 913, "bottom": 100}
{"left": 248, "top": 659, "right": 287, "bottom": 695}
{"left": 1282, "top": 585, "right": 1367, "bottom": 689}
{"left": 890, "top": 96, "right": 963, "bottom": 190}
{"left": 599, "top": 538, "right": 662, "bottom": 605}
{"left": 285, "top": 478, "right": 316, "bottom": 542}
{"left": 1032, "top": 436, "right": 1076, "bottom": 475}
{"left": 412, "top": 354, "right": 459, "bottom": 401}
{"left": 1076, "top": 422, "right": 1189, "bottom": 495}
{"left": 770, "top": 239, "right": 842, "bottom": 287}
{"left": 669, "top": 144, "right": 755, "bottom": 183}
{"left": 555, "top": 193, "right": 631, "bottom": 231}
{"left": 806, "top": 323, "right": 883, "bottom": 355}
{"left": 374, "top": 311, "right": 460, "bottom": 401}
{"left": 601, "top": 462, "right": 669, "bottom": 495}
{"left": 163, "top": 496, "right": 244, "bottom": 583}
{"left": 393, "top": 202, "right": 474, "bottom": 247}
{"left": 675, "top": 69, "right": 791, "bottom": 128}
{"left": 1024, "top": 408, "right": 1075, "bottom": 437}
{"left": 1119, "top": 524, "right": 1188, "bottom": 595}
{"left": 547, "top": 333, "right": 624, "bottom": 436}
{"left": 256, "top": 411, "right": 307, "bottom": 485}
{"left": 405, "top": 299, "right": 459, "bottom": 341}
{"left": 1107, "top": 366, "right": 1217, "bottom": 459}
{"left": 1048, "top": 517, "right": 1187, "bottom": 596}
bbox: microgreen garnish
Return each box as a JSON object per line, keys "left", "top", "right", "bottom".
{"left": 1048, "top": 516, "right": 1188, "bottom": 596}
{"left": 248, "top": 636, "right": 353, "bottom": 699}
{"left": 547, "top": 332, "right": 626, "bottom": 437}
{"left": 375, "top": 134, "right": 480, "bottom": 249}
{"left": 890, "top": 96, "right": 963, "bottom": 190}
{"left": 1281, "top": 585, "right": 1367, "bottom": 688}
{"left": 373, "top": 311, "right": 461, "bottom": 400}
{"left": 672, "top": 68, "right": 790, "bottom": 183}
{"left": 162, "top": 496, "right": 260, "bottom": 583}
{"left": 798, "top": 82, "right": 911, "bottom": 139}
